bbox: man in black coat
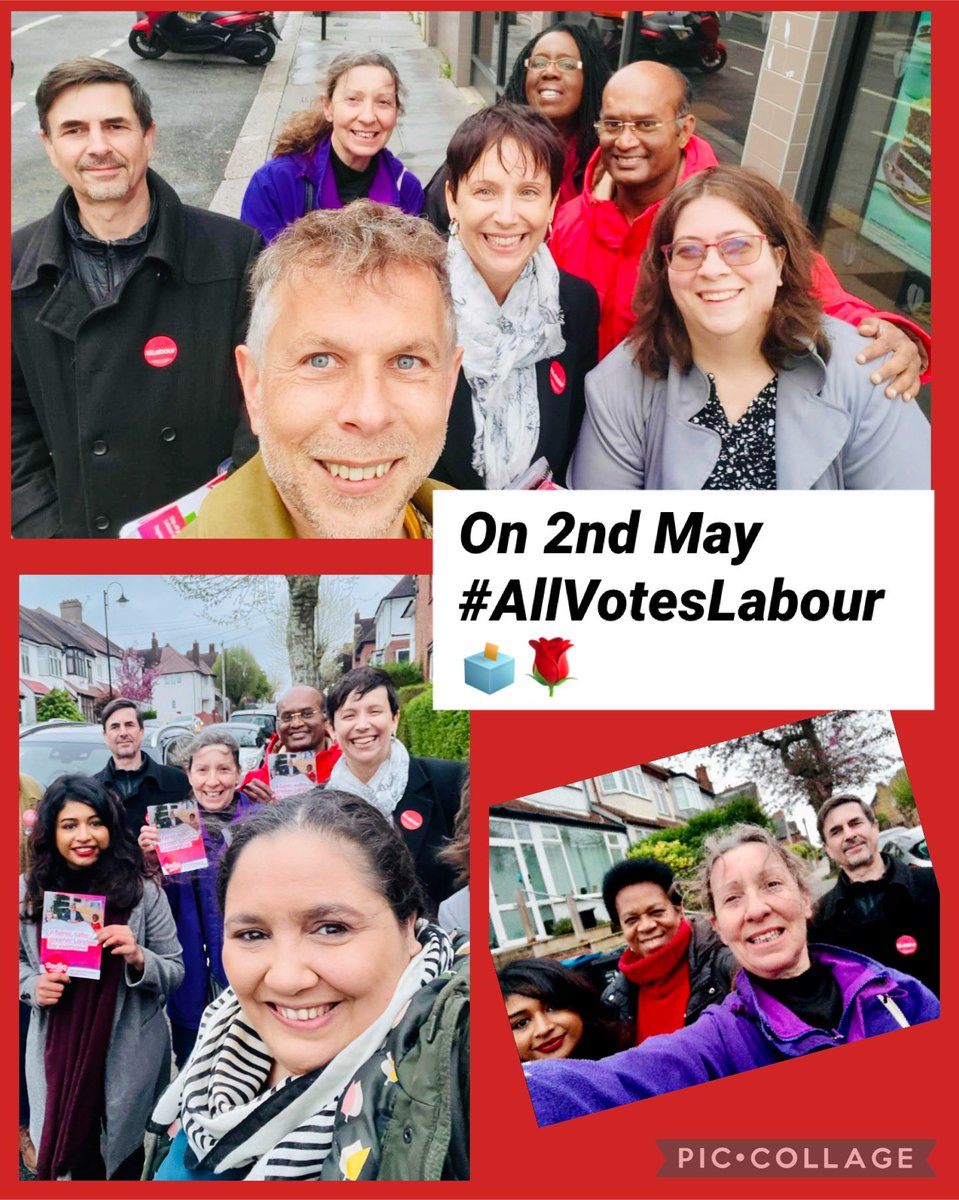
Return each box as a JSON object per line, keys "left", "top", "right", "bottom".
{"left": 12, "top": 57, "right": 261, "bottom": 538}
{"left": 810, "top": 794, "right": 939, "bottom": 995}
{"left": 93, "top": 698, "right": 191, "bottom": 838}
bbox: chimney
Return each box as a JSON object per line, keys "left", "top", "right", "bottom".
{"left": 209, "top": 643, "right": 216, "bottom": 656}
{"left": 151, "top": 633, "right": 159, "bottom": 651}
{"left": 695, "top": 765, "right": 713, "bottom": 793}
{"left": 191, "top": 641, "right": 200, "bottom": 665}
{"left": 60, "top": 599, "right": 83, "bottom": 623}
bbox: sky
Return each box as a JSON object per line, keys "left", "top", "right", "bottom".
{"left": 19, "top": 574, "right": 402, "bottom": 689}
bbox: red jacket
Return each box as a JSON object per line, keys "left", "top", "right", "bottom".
{"left": 240, "top": 732, "right": 341, "bottom": 793}
{"left": 550, "top": 138, "right": 932, "bottom": 373}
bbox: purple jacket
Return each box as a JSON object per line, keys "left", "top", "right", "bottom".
{"left": 524, "top": 945, "right": 939, "bottom": 1126}
{"left": 163, "top": 790, "right": 260, "bottom": 1031}
{"left": 240, "top": 135, "right": 425, "bottom": 244}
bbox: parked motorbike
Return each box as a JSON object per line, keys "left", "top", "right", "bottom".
{"left": 635, "top": 11, "right": 727, "bottom": 74}
{"left": 128, "top": 11, "right": 280, "bottom": 65}
{"left": 590, "top": 10, "right": 727, "bottom": 75}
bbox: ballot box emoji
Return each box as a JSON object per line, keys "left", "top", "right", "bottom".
{"left": 464, "top": 643, "right": 515, "bottom": 694}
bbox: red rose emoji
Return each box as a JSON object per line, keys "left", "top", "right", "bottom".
{"left": 529, "top": 637, "right": 574, "bottom": 697}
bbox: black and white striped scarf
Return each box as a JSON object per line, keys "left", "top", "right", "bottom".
{"left": 152, "top": 921, "right": 453, "bottom": 1180}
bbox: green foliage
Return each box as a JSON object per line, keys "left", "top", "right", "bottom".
{"left": 627, "top": 795, "right": 773, "bottom": 887}
{"left": 141, "top": 708, "right": 157, "bottom": 720}
{"left": 396, "top": 684, "right": 469, "bottom": 760}
{"left": 381, "top": 660, "right": 424, "bottom": 688}
{"left": 212, "top": 646, "right": 272, "bottom": 708}
{"left": 877, "top": 812, "right": 891, "bottom": 830}
{"left": 549, "top": 918, "right": 573, "bottom": 936}
{"left": 788, "top": 841, "right": 818, "bottom": 862}
{"left": 889, "top": 771, "right": 916, "bottom": 820}
{"left": 397, "top": 683, "right": 429, "bottom": 709}
{"left": 36, "top": 689, "right": 84, "bottom": 723}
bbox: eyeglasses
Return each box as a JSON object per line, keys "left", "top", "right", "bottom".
{"left": 277, "top": 708, "right": 319, "bottom": 724}
{"left": 594, "top": 117, "right": 684, "bottom": 138}
{"left": 524, "top": 55, "right": 583, "bottom": 72}
{"left": 661, "top": 233, "right": 772, "bottom": 270}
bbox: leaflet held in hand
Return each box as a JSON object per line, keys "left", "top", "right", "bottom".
{"left": 40, "top": 891, "right": 106, "bottom": 979}
{"left": 148, "top": 800, "right": 209, "bottom": 875}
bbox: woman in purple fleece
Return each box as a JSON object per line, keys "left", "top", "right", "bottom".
{"left": 524, "top": 824, "right": 939, "bottom": 1126}
{"left": 241, "top": 50, "right": 425, "bottom": 245}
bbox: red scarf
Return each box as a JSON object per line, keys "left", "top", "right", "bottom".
{"left": 618, "top": 918, "right": 693, "bottom": 1044}
{"left": 36, "top": 901, "right": 129, "bottom": 1180}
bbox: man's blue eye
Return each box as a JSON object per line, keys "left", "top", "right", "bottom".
{"left": 309, "top": 353, "right": 332, "bottom": 368}
{"left": 396, "top": 355, "right": 420, "bottom": 370}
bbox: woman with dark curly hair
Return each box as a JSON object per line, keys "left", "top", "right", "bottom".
{"left": 498, "top": 957, "right": 627, "bottom": 1062}
{"left": 19, "top": 776, "right": 184, "bottom": 1180}
{"left": 569, "top": 165, "right": 930, "bottom": 491}
{"left": 503, "top": 21, "right": 610, "bottom": 208}
{"left": 425, "top": 22, "right": 609, "bottom": 233}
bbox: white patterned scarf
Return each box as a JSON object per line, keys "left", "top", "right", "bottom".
{"left": 447, "top": 235, "right": 565, "bottom": 489}
{"left": 152, "top": 921, "right": 454, "bottom": 1181}
{"left": 328, "top": 735, "right": 410, "bottom": 818}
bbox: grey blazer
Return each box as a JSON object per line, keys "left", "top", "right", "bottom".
{"left": 19, "top": 878, "right": 184, "bottom": 1178}
{"left": 568, "top": 315, "right": 930, "bottom": 490}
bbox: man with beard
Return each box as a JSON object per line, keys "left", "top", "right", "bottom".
{"left": 93, "top": 698, "right": 190, "bottom": 837}
{"left": 240, "top": 686, "right": 341, "bottom": 804}
{"left": 811, "top": 795, "right": 939, "bottom": 995}
{"left": 12, "top": 57, "right": 260, "bottom": 537}
{"left": 178, "top": 202, "right": 462, "bottom": 539}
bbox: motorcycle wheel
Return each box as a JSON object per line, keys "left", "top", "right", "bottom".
{"left": 128, "top": 29, "right": 167, "bottom": 59}
{"left": 698, "top": 46, "right": 727, "bottom": 73}
{"left": 236, "top": 31, "right": 275, "bottom": 65}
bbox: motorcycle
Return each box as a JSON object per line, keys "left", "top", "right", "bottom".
{"left": 128, "top": 11, "right": 280, "bottom": 66}
{"left": 635, "top": 11, "right": 727, "bottom": 74}
{"left": 590, "top": 10, "right": 727, "bottom": 75}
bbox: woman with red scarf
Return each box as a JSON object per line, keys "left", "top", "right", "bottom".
{"left": 18, "top": 776, "right": 184, "bottom": 1180}
{"left": 601, "top": 858, "right": 733, "bottom": 1043}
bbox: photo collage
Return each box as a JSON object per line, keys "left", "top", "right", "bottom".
{"left": 11, "top": 5, "right": 949, "bottom": 1198}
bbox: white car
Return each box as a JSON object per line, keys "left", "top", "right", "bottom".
{"left": 878, "top": 826, "right": 932, "bottom": 869}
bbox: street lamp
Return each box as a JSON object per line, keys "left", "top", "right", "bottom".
{"left": 103, "top": 581, "right": 129, "bottom": 697}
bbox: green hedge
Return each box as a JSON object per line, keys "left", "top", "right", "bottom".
{"left": 36, "top": 688, "right": 84, "bottom": 723}
{"left": 397, "top": 683, "right": 469, "bottom": 760}
{"left": 381, "top": 661, "right": 424, "bottom": 688}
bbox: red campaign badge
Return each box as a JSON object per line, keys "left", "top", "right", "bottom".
{"left": 895, "top": 934, "right": 918, "bottom": 956}
{"left": 143, "top": 335, "right": 178, "bottom": 368}
{"left": 399, "top": 810, "right": 423, "bottom": 831}
{"left": 549, "top": 361, "right": 567, "bottom": 394}
{"left": 23, "top": 809, "right": 36, "bottom": 827}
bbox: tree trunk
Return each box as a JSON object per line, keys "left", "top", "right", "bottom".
{"left": 286, "top": 576, "right": 319, "bottom": 687}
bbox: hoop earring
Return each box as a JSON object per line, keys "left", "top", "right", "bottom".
{"left": 449, "top": 217, "right": 459, "bottom": 238}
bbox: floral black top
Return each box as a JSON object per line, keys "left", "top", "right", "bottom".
{"left": 692, "top": 373, "right": 778, "bottom": 489}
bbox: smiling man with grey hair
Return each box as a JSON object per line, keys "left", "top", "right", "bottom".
{"left": 179, "top": 201, "right": 462, "bottom": 539}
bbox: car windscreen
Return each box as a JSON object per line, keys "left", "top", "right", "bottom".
{"left": 19, "top": 740, "right": 111, "bottom": 788}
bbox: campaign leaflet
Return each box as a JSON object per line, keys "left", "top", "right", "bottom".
{"left": 40, "top": 891, "right": 105, "bottom": 980}
{"left": 148, "top": 800, "right": 208, "bottom": 876}
{"left": 268, "top": 750, "right": 318, "bottom": 799}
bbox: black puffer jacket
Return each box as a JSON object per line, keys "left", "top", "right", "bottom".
{"left": 601, "top": 916, "right": 736, "bottom": 1030}
{"left": 810, "top": 853, "right": 939, "bottom": 996}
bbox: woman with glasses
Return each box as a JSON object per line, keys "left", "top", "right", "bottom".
{"left": 241, "top": 50, "right": 424, "bottom": 245}
{"left": 424, "top": 22, "right": 609, "bottom": 233}
{"left": 569, "top": 166, "right": 930, "bottom": 490}
{"left": 503, "top": 22, "right": 610, "bottom": 209}
{"left": 431, "top": 103, "right": 599, "bottom": 490}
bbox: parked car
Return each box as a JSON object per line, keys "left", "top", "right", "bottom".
{"left": 225, "top": 722, "right": 269, "bottom": 773}
{"left": 19, "top": 720, "right": 194, "bottom": 788}
{"left": 228, "top": 708, "right": 277, "bottom": 738}
{"left": 878, "top": 825, "right": 932, "bottom": 869}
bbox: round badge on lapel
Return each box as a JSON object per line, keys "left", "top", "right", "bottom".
{"left": 895, "top": 934, "right": 918, "bottom": 956}
{"left": 399, "top": 810, "right": 423, "bottom": 831}
{"left": 549, "top": 361, "right": 567, "bottom": 395}
{"left": 143, "top": 335, "right": 178, "bottom": 368}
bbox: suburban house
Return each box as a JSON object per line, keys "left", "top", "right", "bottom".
{"left": 138, "top": 634, "right": 217, "bottom": 721}
{"left": 19, "top": 600, "right": 123, "bottom": 723}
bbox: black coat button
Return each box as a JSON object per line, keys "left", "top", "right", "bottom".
{"left": 160, "top": 426, "right": 177, "bottom": 443}
{"left": 94, "top": 515, "right": 110, "bottom": 531}
{"left": 92, "top": 440, "right": 108, "bottom": 456}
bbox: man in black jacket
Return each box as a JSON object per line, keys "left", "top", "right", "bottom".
{"left": 12, "top": 57, "right": 261, "bottom": 537}
{"left": 811, "top": 794, "right": 939, "bottom": 995}
{"left": 94, "top": 697, "right": 190, "bottom": 837}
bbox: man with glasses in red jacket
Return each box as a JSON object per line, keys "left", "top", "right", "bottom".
{"left": 550, "top": 60, "right": 929, "bottom": 394}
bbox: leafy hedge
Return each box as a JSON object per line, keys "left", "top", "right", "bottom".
{"left": 36, "top": 688, "right": 84, "bottom": 723}
{"left": 396, "top": 684, "right": 469, "bottom": 760}
{"left": 627, "top": 794, "right": 773, "bottom": 871}
{"left": 381, "top": 661, "right": 424, "bottom": 689}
